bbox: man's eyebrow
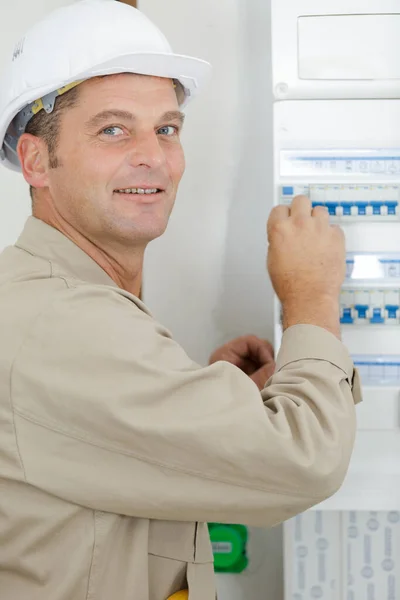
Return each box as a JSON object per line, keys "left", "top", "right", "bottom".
{"left": 85, "top": 110, "right": 135, "bottom": 129}
{"left": 161, "top": 111, "right": 185, "bottom": 126}
{"left": 85, "top": 109, "right": 185, "bottom": 129}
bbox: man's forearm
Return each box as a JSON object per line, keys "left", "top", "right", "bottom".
{"left": 282, "top": 296, "right": 341, "bottom": 339}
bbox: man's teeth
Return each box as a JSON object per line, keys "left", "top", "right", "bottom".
{"left": 115, "top": 188, "right": 159, "bottom": 194}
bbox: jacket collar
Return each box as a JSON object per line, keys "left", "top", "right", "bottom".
{"left": 16, "top": 216, "right": 121, "bottom": 288}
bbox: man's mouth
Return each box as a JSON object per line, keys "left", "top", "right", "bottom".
{"left": 114, "top": 187, "right": 162, "bottom": 195}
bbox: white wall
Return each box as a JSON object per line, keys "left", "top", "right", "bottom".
{"left": 141, "top": 2, "right": 282, "bottom": 600}
{"left": 0, "top": 1, "right": 283, "bottom": 599}
{"left": 142, "top": 0, "right": 275, "bottom": 364}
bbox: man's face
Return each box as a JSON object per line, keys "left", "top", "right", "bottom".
{"left": 45, "top": 73, "right": 186, "bottom": 248}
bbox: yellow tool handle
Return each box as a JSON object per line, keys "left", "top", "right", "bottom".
{"left": 167, "top": 591, "right": 189, "bottom": 600}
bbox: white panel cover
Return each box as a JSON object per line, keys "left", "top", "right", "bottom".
{"left": 299, "top": 15, "right": 400, "bottom": 80}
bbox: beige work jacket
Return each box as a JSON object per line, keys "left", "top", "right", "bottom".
{"left": 0, "top": 217, "right": 361, "bottom": 600}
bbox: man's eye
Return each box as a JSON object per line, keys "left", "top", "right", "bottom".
{"left": 157, "top": 125, "right": 178, "bottom": 136}
{"left": 102, "top": 126, "right": 124, "bottom": 136}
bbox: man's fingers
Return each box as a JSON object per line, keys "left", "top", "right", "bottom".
{"left": 247, "top": 337, "right": 274, "bottom": 364}
{"left": 267, "top": 205, "right": 290, "bottom": 239}
{"left": 237, "top": 357, "right": 259, "bottom": 375}
{"left": 331, "top": 223, "right": 345, "bottom": 241}
{"left": 290, "top": 194, "right": 312, "bottom": 218}
{"left": 208, "top": 335, "right": 275, "bottom": 371}
{"left": 312, "top": 205, "right": 330, "bottom": 221}
{"left": 237, "top": 335, "right": 274, "bottom": 365}
{"left": 268, "top": 196, "right": 313, "bottom": 242}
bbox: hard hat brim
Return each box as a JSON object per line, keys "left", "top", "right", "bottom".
{"left": 76, "top": 51, "right": 212, "bottom": 102}
{"left": 1, "top": 51, "right": 212, "bottom": 171}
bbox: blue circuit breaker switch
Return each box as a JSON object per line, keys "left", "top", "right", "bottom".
{"left": 370, "top": 307, "right": 385, "bottom": 324}
{"left": 371, "top": 201, "right": 383, "bottom": 215}
{"left": 355, "top": 202, "right": 368, "bottom": 215}
{"left": 325, "top": 202, "right": 338, "bottom": 216}
{"left": 354, "top": 305, "right": 369, "bottom": 320}
{"left": 342, "top": 203, "right": 352, "bottom": 216}
{"left": 385, "top": 201, "right": 398, "bottom": 216}
{"left": 385, "top": 305, "right": 399, "bottom": 320}
{"left": 340, "top": 308, "right": 354, "bottom": 324}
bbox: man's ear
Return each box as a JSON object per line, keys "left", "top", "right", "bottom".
{"left": 17, "top": 133, "right": 49, "bottom": 189}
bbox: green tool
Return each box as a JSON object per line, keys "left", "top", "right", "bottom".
{"left": 208, "top": 523, "right": 248, "bottom": 573}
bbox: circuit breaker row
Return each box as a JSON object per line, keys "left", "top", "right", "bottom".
{"left": 280, "top": 184, "right": 400, "bottom": 219}
{"left": 340, "top": 288, "right": 400, "bottom": 325}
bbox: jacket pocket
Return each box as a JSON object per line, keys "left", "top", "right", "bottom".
{"left": 148, "top": 521, "right": 213, "bottom": 564}
{"left": 148, "top": 521, "right": 214, "bottom": 600}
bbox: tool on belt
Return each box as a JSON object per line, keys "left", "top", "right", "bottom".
{"left": 167, "top": 592, "right": 189, "bottom": 600}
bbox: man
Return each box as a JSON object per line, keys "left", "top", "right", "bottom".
{"left": 0, "top": 1, "right": 360, "bottom": 599}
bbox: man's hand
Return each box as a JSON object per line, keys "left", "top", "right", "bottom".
{"left": 267, "top": 195, "right": 345, "bottom": 337}
{"left": 209, "top": 335, "right": 275, "bottom": 390}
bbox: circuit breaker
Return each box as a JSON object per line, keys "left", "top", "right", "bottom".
{"left": 272, "top": 1, "right": 400, "bottom": 599}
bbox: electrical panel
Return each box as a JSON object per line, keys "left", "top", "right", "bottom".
{"left": 272, "top": 47, "right": 400, "bottom": 600}
{"left": 284, "top": 510, "right": 400, "bottom": 599}
{"left": 271, "top": 3, "right": 400, "bottom": 598}
{"left": 271, "top": 0, "right": 400, "bottom": 101}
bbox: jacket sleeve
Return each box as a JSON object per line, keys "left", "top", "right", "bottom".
{"left": 11, "top": 284, "right": 360, "bottom": 527}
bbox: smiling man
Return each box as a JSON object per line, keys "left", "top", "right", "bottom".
{"left": 23, "top": 73, "right": 187, "bottom": 296}
{"left": 0, "top": 1, "right": 360, "bottom": 600}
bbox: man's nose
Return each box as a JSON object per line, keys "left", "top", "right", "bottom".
{"left": 127, "top": 132, "right": 166, "bottom": 169}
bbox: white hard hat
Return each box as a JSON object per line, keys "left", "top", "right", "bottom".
{"left": 0, "top": 0, "right": 212, "bottom": 172}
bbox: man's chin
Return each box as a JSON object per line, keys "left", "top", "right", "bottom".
{"left": 118, "top": 223, "right": 169, "bottom": 246}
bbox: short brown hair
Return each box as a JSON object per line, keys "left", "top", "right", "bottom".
{"left": 25, "top": 86, "right": 80, "bottom": 200}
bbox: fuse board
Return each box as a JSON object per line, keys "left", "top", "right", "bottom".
{"left": 340, "top": 288, "right": 400, "bottom": 325}
{"left": 341, "top": 254, "right": 400, "bottom": 325}
{"left": 275, "top": 151, "right": 400, "bottom": 388}
{"left": 274, "top": 78, "right": 400, "bottom": 600}
{"left": 279, "top": 184, "right": 400, "bottom": 220}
